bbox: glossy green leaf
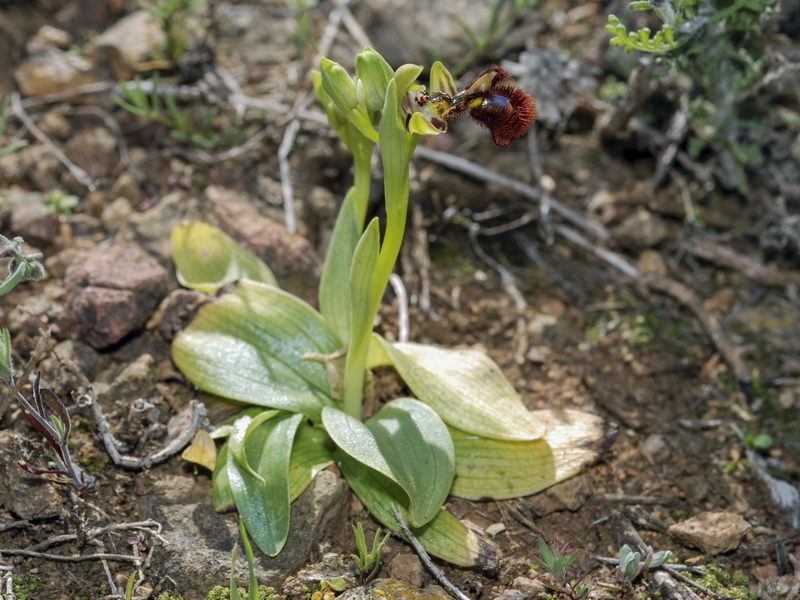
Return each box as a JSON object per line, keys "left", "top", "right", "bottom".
{"left": 322, "top": 407, "right": 395, "bottom": 481}
{"left": 172, "top": 280, "right": 342, "bottom": 420}
{"left": 212, "top": 441, "right": 234, "bottom": 512}
{"left": 366, "top": 398, "right": 454, "bottom": 527}
{"left": 171, "top": 222, "right": 277, "bottom": 292}
{"left": 337, "top": 450, "right": 498, "bottom": 571}
{"left": 449, "top": 409, "right": 616, "bottom": 500}
{"left": 288, "top": 421, "right": 333, "bottom": 501}
{"left": 319, "top": 193, "right": 360, "bottom": 343}
{"left": 228, "top": 412, "right": 303, "bottom": 557}
{"left": 380, "top": 339, "right": 545, "bottom": 441}
{"left": 323, "top": 399, "right": 455, "bottom": 527}
{"left": 350, "top": 218, "right": 381, "bottom": 342}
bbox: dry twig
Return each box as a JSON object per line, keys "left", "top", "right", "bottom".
{"left": 391, "top": 505, "right": 471, "bottom": 600}
{"left": 9, "top": 92, "right": 97, "bottom": 191}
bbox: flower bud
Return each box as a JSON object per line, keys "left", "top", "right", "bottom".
{"left": 320, "top": 57, "right": 359, "bottom": 111}
{"left": 355, "top": 47, "right": 394, "bottom": 113}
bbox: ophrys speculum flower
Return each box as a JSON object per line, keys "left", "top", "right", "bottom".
{"left": 409, "top": 64, "right": 537, "bottom": 147}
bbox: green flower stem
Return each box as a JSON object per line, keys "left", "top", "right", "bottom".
{"left": 351, "top": 135, "right": 373, "bottom": 231}
{"left": 341, "top": 80, "right": 416, "bottom": 417}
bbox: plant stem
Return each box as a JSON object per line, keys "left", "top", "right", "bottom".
{"left": 341, "top": 81, "right": 415, "bottom": 418}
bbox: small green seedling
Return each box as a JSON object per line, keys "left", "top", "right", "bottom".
{"left": 0, "top": 328, "right": 89, "bottom": 488}
{"left": 351, "top": 523, "right": 391, "bottom": 582}
{"left": 311, "top": 578, "right": 347, "bottom": 600}
{"left": 617, "top": 544, "right": 671, "bottom": 581}
{"left": 533, "top": 538, "right": 594, "bottom": 600}
{"left": 0, "top": 234, "right": 45, "bottom": 297}
{"left": 44, "top": 190, "right": 79, "bottom": 216}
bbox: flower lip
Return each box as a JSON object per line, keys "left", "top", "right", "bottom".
{"left": 407, "top": 64, "right": 537, "bottom": 146}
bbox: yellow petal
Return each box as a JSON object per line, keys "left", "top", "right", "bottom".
{"left": 182, "top": 429, "right": 217, "bottom": 471}
{"left": 407, "top": 112, "right": 447, "bottom": 136}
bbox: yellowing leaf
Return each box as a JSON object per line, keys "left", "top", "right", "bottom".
{"left": 450, "top": 408, "right": 617, "bottom": 500}
{"left": 381, "top": 339, "right": 545, "bottom": 441}
{"left": 171, "top": 222, "right": 277, "bottom": 293}
{"left": 182, "top": 428, "right": 217, "bottom": 471}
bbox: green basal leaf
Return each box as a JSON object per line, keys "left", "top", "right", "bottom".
{"left": 365, "top": 398, "right": 455, "bottom": 527}
{"left": 380, "top": 339, "right": 546, "bottom": 441}
{"left": 449, "top": 409, "right": 615, "bottom": 500}
{"left": 319, "top": 193, "right": 360, "bottom": 343}
{"left": 228, "top": 412, "right": 303, "bottom": 557}
{"left": 322, "top": 407, "right": 396, "bottom": 481}
{"left": 337, "top": 450, "right": 498, "bottom": 571}
{"left": 212, "top": 441, "right": 234, "bottom": 512}
{"left": 324, "top": 399, "right": 454, "bottom": 527}
{"left": 172, "top": 280, "right": 342, "bottom": 420}
{"left": 171, "top": 221, "right": 277, "bottom": 292}
{"left": 288, "top": 421, "right": 334, "bottom": 501}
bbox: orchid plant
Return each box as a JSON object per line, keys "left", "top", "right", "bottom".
{"left": 171, "top": 48, "right": 614, "bottom": 567}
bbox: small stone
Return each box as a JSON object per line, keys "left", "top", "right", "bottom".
{"left": 29, "top": 25, "right": 73, "bottom": 50}
{"left": 704, "top": 288, "right": 736, "bottom": 313}
{"left": 14, "top": 49, "right": 103, "bottom": 97}
{"left": 640, "top": 434, "right": 669, "bottom": 466}
{"left": 0, "top": 187, "right": 59, "bottom": 248}
{"left": 38, "top": 108, "right": 73, "bottom": 140}
{"left": 636, "top": 250, "right": 667, "bottom": 277}
{"left": 64, "top": 244, "right": 169, "bottom": 349}
{"left": 0, "top": 430, "right": 64, "bottom": 520}
{"left": 511, "top": 576, "right": 546, "bottom": 596}
{"left": 668, "top": 511, "right": 751, "bottom": 554}
{"left": 485, "top": 522, "right": 506, "bottom": 537}
{"left": 87, "top": 10, "right": 166, "bottom": 78}
{"left": 757, "top": 576, "right": 792, "bottom": 600}
{"left": 64, "top": 127, "right": 119, "bottom": 179}
{"left": 388, "top": 554, "right": 424, "bottom": 588}
{"left": 613, "top": 209, "right": 670, "bottom": 249}
{"left": 101, "top": 197, "right": 133, "bottom": 231}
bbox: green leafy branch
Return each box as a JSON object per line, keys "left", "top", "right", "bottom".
{"left": 606, "top": 14, "right": 680, "bottom": 53}
{"left": 0, "top": 234, "right": 45, "bottom": 297}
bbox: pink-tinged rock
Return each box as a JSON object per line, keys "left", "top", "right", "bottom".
{"left": 668, "top": 511, "right": 751, "bottom": 554}
{"left": 65, "top": 244, "right": 169, "bottom": 349}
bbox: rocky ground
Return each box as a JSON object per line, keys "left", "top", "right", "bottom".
{"left": 1, "top": 0, "right": 799, "bottom": 599}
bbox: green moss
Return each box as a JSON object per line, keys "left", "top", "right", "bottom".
{"left": 205, "top": 585, "right": 275, "bottom": 600}
{"left": 11, "top": 575, "right": 47, "bottom": 600}
{"left": 156, "top": 594, "right": 187, "bottom": 600}
{"left": 689, "top": 564, "right": 753, "bottom": 600}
